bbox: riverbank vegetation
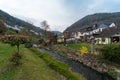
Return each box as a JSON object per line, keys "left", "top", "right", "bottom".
{"left": 45, "top": 43, "right": 120, "bottom": 79}
{"left": 47, "top": 43, "right": 91, "bottom": 57}
{"left": 60, "top": 43, "right": 91, "bottom": 51}
{"left": 99, "top": 44, "right": 120, "bottom": 64}
{"left": 51, "top": 43, "right": 120, "bottom": 65}
{"left": 30, "top": 48, "right": 85, "bottom": 80}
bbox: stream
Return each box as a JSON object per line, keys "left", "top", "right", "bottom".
{"left": 37, "top": 48, "right": 115, "bottom": 80}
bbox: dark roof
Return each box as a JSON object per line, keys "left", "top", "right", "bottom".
{"left": 95, "top": 27, "right": 120, "bottom": 37}
{"left": 99, "top": 24, "right": 108, "bottom": 28}
{"left": 80, "top": 23, "right": 109, "bottom": 32}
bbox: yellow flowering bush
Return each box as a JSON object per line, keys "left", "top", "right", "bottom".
{"left": 79, "top": 46, "right": 88, "bottom": 55}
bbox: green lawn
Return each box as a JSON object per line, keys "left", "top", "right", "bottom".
{"left": 0, "top": 43, "right": 16, "bottom": 69}
{"left": 68, "top": 43, "right": 91, "bottom": 51}
{"left": 59, "top": 43, "right": 91, "bottom": 51}
{"left": 0, "top": 43, "right": 66, "bottom": 80}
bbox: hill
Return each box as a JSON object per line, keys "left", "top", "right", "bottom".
{"left": 0, "top": 10, "right": 43, "bottom": 33}
{"left": 65, "top": 12, "right": 120, "bottom": 32}
{"left": 52, "top": 31, "right": 62, "bottom": 35}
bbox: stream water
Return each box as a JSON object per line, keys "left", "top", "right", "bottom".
{"left": 37, "top": 48, "right": 115, "bottom": 80}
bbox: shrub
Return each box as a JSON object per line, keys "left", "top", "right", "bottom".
{"left": 79, "top": 46, "right": 88, "bottom": 55}
{"left": 0, "top": 35, "right": 30, "bottom": 53}
{"left": 100, "top": 44, "right": 120, "bottom": 64}
{"left": 10, "top": 52, "right": 22, "bottom": 65}
{"left": 25, "top": 43, "right": 33, "bottom": 48}
{"left": 108, "top": 71, "right": 117, "bottom": 78}
{"left": 5, "top": 28, "right": 17, "bottom": 34}
{"left": 38, "top": 38, "right": 45, "bottom": 44}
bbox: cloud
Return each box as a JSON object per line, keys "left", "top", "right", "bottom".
{"left": 0, "top": 0, "right": 70, "bottom": 31}
{"left": 0, "top": 0, "right": 120, "bottom": 32}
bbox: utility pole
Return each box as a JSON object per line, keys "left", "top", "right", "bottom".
{"left": 90, "top": 36, "right": 94, "bottom": 54}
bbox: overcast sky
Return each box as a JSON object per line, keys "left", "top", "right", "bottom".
{"left": 0, "top": 0, "right": 120, "bottom": 32}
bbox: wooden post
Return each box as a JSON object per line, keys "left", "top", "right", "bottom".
{"left": 90, "top": 36, "right": 94, "bottom": 54}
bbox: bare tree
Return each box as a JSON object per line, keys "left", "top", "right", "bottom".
{"left": 0, "top": 20, "right": 6, "bottom": 35}
{"left": 47, "top": 32, "right": 58, "bottom": 44}
{"left": 40, "top": 21, "right": 49, "bottom": 38}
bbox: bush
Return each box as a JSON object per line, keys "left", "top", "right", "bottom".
{"left": 108, "top": 71, "right": 117, "bottom": 78}
{"left": 10, "top": 52, "right": 22, "bottom": 65}
{"left": 79, "top": 46, "right": 88, "bottom": 55}
{"left": 25, "top": 43, "right": 33, "bottom": 48}
{"left": 0, "top": 35, "right": 30, "bottom": 53}
{"left": 38, "top": 38, "right": 45, "bottom": 44}
{"left": 100, "top": 44, "right": 120, "bottom": 64}
{"left": 5, "top": 28, "right": 17, "bottom": 34}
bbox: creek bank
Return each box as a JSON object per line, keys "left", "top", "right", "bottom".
{"left": 30, "top": 48, "right": 85, "bottom": 80}
{"left": 36, "top": 47, "right": 115, "bottom": 80}
{"left": 41, "top": 45, "right": 119, "bottom": 79}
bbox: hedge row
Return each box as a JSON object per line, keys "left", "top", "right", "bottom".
{"left": 100, "top": 44, "right": 120, "bottom": 64}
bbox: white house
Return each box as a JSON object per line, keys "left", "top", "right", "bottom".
{"left": 93, "top": 24, "right": 108, "bottom": 34}
{"left": 74, "top": 32, "right": 83, "bottom": 39}
{"left": 109, "top": 23, "right": 116, "bottom": 28}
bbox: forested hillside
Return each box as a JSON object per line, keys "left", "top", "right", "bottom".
{"left": 0, "top": 10, "right": 42, "bottom": 33}
{"left": 65, "top": 12, "right": 120, "bottom": 32}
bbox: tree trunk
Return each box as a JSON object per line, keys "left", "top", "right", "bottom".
{"left": 17, "top": 44, "right": 20, "bottom": 54}
{"left": 64, "top": 38, "right": 67, "bottom": 46}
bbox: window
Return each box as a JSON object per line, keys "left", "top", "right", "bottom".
{"left": 102, "top": 38, "right": 105, "bottom": 42}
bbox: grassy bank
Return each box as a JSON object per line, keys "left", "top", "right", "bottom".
{"left": 63, "top": 43, "right": 91, "bottom": 51}
{"left": 30, "top": 48, "right": 85, "bottom": 80}
{"left": 48, "top": 43, "right": 91, "bottom": 57}
{"left": 0, "top": 43, "right": 67, "bottom": 80}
